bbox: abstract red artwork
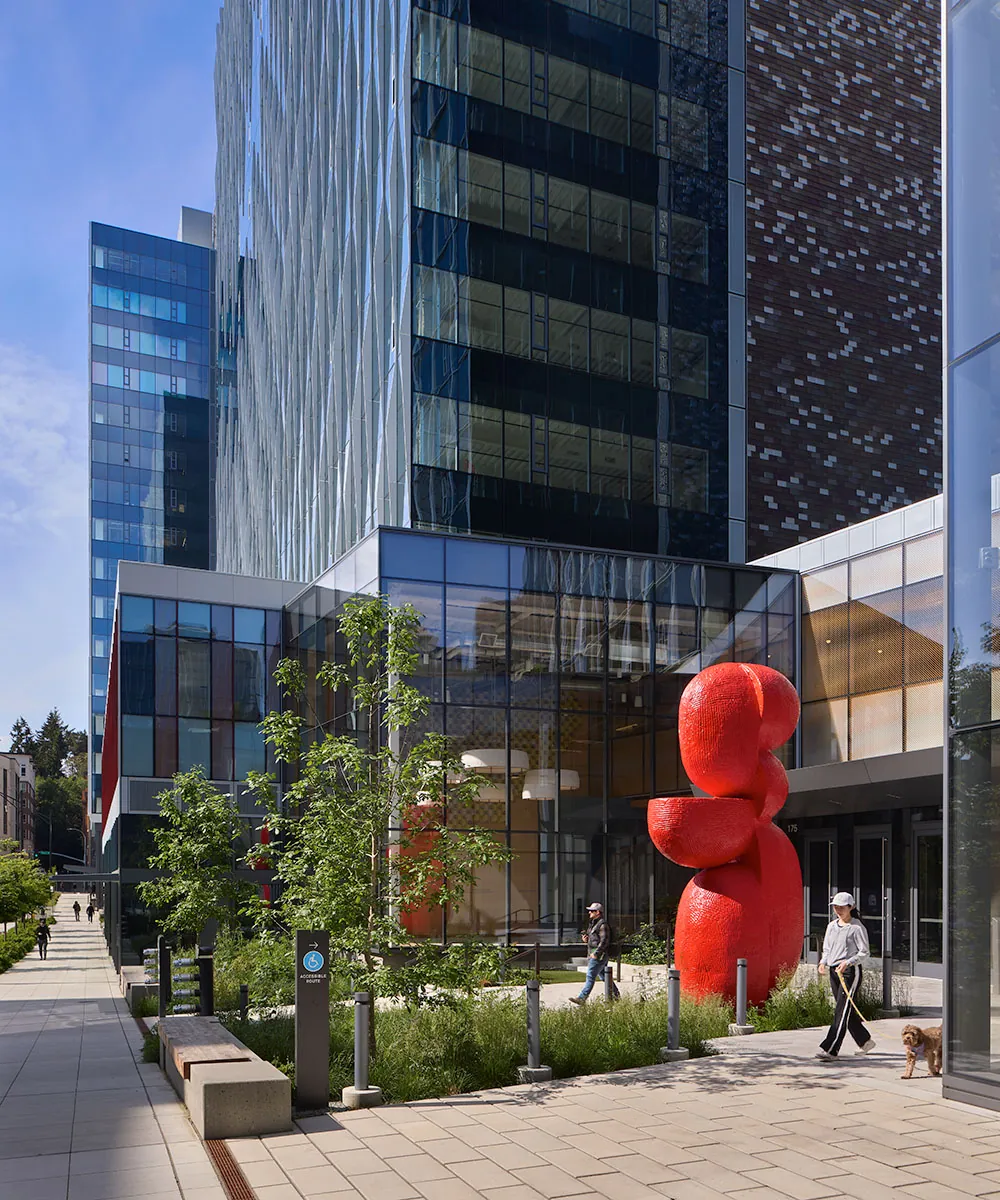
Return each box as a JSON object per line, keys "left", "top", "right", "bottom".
{"left": 647, "top": 663, "right": 802, "bottom": 1005}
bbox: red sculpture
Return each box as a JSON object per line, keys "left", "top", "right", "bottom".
{"left": 647, "top": 662, "right": 801, "bottom": 1005}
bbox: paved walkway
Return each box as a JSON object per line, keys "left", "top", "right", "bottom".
{"left": 0, "top": 896, "right": 224, "bottom": 1200}
{"left": 228, "top": 1017, "right": 1000, "bottom": 1200}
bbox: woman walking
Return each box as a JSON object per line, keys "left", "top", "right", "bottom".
{"left": 816, "top": 891, "right": 875, "bottom": 1059}
{"left": 35, "top": 918, "right": 50, "bottom": 960}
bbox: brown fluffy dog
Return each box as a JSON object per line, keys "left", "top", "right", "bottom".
{"left": 901, "top": 1024, "right": 942, "bottom": 1079}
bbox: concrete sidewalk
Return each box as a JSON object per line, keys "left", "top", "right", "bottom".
{"left": 0, "top": 895, "right": 224, "bottom": 1200}
{"left": 227, "top": 1015, "right": 999, "bottom": 1200}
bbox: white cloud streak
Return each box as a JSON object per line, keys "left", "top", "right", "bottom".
{"left": 0, "top": 343, "right": 88, "bottom": 741}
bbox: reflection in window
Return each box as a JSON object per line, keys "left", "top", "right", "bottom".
{"left": 632, "top": 320, "right": 655, "bottom": 386}
{"left": 671, "top": 329, "right": 709, "bottom": 397}
{"left": 413, "top": 9, "right": 457, "bottom": 89}
{"left": 457, "top": 403, "right": 503, "bottom": 477}
{"left": 591, "top": 191, "right": 629, "bottom": 262}
{"left": 122, "top": 714, "right": 153, "bottom": 777}
{"left": 458, "top": 277, "right": 503, "bottom": 351}
{"left": 560, "top": 596, "right": 605, "bottom": 710}
{"left": 178, "top": 717, "right": 211, "bottom": 773}
{"left": 550, "top": 180, "right": 588, "bottom": 252}
{"left": 549, "top": 419, "right": 589, "bottom": 492}
{"left": 549, "top": 300, "right": 589, "bottom": 372}
{"left": 445, "top": 586, "right": 508, "bottom": 705}
{"left": 234, "top": 644, "right": 266, "bottom": 722}
{"left": 801, "top": 698, "right": 848, "bottom": 765}
{"left": 414, "top": 265, "right": 457, "bottom": 343}
{"left": 511, "top": 593, "right": 558, "bottom": 706}
{"left": 590, "top": 70, "right": 629, "bottom": 143}
{"left": 387, "top": 580, "right": 443, "bottom": 701}
{"left": 462, "top": 154, "right": 503, "bottom": 228}
{"left": 672, "top": 98, "right": 709, "bottom": 170}
{"left": 591, "top": 421, "right": 630, "bottom": 499}
{"left": 548, "top": 56, "right": 589, "bottom": 131}
{"left": 504, "top": 165, "right": 531, "bottom": 237}
{"left": 504, "top": 288, "right": 531, "bottom": 357}
{"left": 178, "top": 639, "right": 211, "bottom": 718}
{"left": 670, "top": 444, "right": 709, "bottom": 512}
{"left": 672, "top": 215, "right": 708, "bottom": 284}
{"left": 414, "top": 137, "right": 458, "bottom": 217}
{"left": 591, "top": 311, "right": 630, "bottom": 380}
{"left": 669, "top": 0, "right": 708, "bottom": 54}
{"left": 458, "top": 24, "right": 502, "bottom": 103}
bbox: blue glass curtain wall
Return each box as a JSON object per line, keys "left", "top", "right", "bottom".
{"left": 284, "top": 528, "right": 795, "bottom": 944}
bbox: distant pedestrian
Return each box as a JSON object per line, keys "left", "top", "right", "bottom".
{"left": 569, "top": 901, "right": 620, "bottom": 1005}
{"left": 816, "top": 891, "right": 875, "bottom": 1060}
{"left": 36, "top": 920, "right": 50, "bottom": 960}
{"left": 86, "top": 903, "right": 94, "bottom": 923}
{"left": 72, "top": 901, "right": 81, "bottom": 922}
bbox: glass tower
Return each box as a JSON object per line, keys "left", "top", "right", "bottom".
{"left": 945, "top": 0, "right": 1000, "bottom": 1108}
{"left": 88, "top": 215, "right": 215, "bottom": 837}
{"left": 214, "top": 0, "right": 746, "bottom": 582}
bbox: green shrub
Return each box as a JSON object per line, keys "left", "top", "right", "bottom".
{"left": 0, "top": 924, "right": 39, "bottom": 974}
{"left": 750, "top": 975, "right": 834, "bottom": 1032}
{"left": 142, "top": 1029, "right": 160, "bottom": 1063}
{"left": 223, "top": 988, "right": 733, "bottom": 1104}
{"left": 621, "top": 923, "right": 670, "bottom": 966}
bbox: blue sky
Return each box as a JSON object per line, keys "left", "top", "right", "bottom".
{"left": 0, "top": 2, "right": 217, "bottom": 742}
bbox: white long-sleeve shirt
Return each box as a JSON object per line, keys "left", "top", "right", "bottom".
{"left": 819, "top": 917, "right": 869, "bottom": 967}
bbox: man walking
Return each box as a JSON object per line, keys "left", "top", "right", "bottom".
{"left": 36, "top": 918, "right": 50, "bottom": 960}
{"left": 72, "top": 900, "right": 81, "bottom": 921}
{"left": 569, "top": 901, "right": 620, "bottom": 1005}
{"left": 86, "top": 903, "right": 94, "bottom": 923}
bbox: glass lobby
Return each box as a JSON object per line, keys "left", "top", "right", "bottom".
{"left": 286, "top": 528, "right": 796, "bottom": 945}
{"left": 947, "top": 0, "right": 1000, "bottom": 1105}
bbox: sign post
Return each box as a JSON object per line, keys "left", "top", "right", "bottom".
{"left": 294, "top": 930, "right": 330, "bottom": 1112}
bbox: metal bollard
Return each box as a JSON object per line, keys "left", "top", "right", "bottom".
{"left": 736, "top": 958, "right": 748, "bottom": 1026}
{"left": 197, "top": 951, "right": 214, "bottom": 1017}
{"left": 526, "top": 979, "right": 541, "bottom": 1069}
{"left": 157, "top": 936, "right": 170, "bottom": 1020}
{"left": 616, "top": 953, "right": 621, "bottom": 983}
{"left": 239, "top": 984, "right": 249, "bottom": 1021}
{"left": 354, "top": 992, "right": 371, "bottom": 1092}
{"left": 604, "top": 962, "right": 614, "bottom": 1001}
{"left": 667, "top": 967, "right": 681, "bottom": 1051}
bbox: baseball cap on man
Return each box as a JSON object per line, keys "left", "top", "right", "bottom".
{"left": 830, "top": 891, "right": 855, "bottom": 907}
{"left": 587, "top": 901, "right": 603, "bottom": 912}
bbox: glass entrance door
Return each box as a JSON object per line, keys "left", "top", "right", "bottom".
{"left": 912, "top": 826, "right": 943, "bottom": 977}
{"left": 855, "top": 830, "right": 889, "bottom": 957}
{"left": 803, "top": 833, "right": 836, "bottom": 961}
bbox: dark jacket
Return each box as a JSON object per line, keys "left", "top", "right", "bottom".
{"left": 36, "top": 923, "right": 50, "bottom": 944}
{"left": 586, "top": 916, "right": 611, "bottom": 959}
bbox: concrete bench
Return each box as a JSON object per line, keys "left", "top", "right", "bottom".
{"left": 120, "top": 966, "right": 158, "bottom": 1015}
{"left": 158, "top": 1015, "right": 292, "bottom": 1140}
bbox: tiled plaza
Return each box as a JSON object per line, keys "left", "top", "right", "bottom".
{"left": 2, "top": 901, "right": 997, "bottom": 1200}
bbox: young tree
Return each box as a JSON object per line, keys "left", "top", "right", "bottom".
{"left": 0, "top": 850, "right": 51, "bottom": 931}
{"left": 31, "top": 710, "right": 72, "bottom": 780}
{"left": 138, "top": 768, "right": 258, "bottom": 940}
{"left": 9, "top": 718, "right": 33, "bottom": 756}
{"left": 246, "top": 594, "right": 512, "bottom": 994}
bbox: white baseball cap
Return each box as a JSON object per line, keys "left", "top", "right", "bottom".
{"left": 587, "top": 901, "right": 603, "bottom": 912}
{"left": 830, "top": 891, "right": 855, "bottom": 907}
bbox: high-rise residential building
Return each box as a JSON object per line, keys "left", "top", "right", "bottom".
{"left": 87, "top": 210, "right": 215, "bottom": 839}
{"left": 744, "top": 0, "right": 942, "bottom": 558}
{"left": 214, "top": 0, "right": 748, "bottom": 580}
{"left": 944, "top": 0, "right": 1000, "bottom": 1110}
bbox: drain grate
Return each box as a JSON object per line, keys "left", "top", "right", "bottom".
{"left": 205, "top": 1139, "right": 258, "bottom": 1200}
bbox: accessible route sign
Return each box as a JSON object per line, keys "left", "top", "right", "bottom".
{"left": 294, "top": 930, "right": 330, "bottom": 1111}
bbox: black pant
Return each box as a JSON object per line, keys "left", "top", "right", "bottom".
{"left": 820, "top": 964, "right": 869, "bottom": 1055}
{"left": 37, "top": 940, "right": 47, "bottom": 959}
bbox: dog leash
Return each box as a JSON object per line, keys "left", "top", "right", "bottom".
{"left": 835, "top": 964, "right": 869, "bottom": 1023}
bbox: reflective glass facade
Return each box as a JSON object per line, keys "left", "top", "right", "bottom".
{"left": 945, "top": 0, "right": 1000, "bottom": 1106}
{"left": 214, "top": 0, "right": 745, "bottom": 581}
{"left": 88, "top": 222, "right": 215, "bottom": 827}
{"left": 287, "top": 528, "right": 794, "bottom": 942}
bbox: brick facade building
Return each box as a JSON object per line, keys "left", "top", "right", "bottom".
{"left": 745, "top": 0, "right": 941, "bottom": 558}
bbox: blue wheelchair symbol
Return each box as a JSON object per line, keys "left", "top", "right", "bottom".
{"left": 303, "top": 950, "right": 325, "bottom": 972}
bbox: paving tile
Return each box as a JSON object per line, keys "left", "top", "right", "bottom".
{"left": 253, "top": 1187, "right": 305, "bottom": 1200}
{"left": 326, "top": 1147, "right": 397, "bottom": 1175}
{"left": 239, "top": 1158, "right": 294, "bottom": 1188}
{"left": 740, "top": 1167, "right": 840, "bottom": 1199}
{"left": 513, "top": 1163, "right": 599, "bottom": 1197}
{"left": 3, "top": 1177, "right": 75, "bottom": 1200}
{"left": 363, "top": 1133, "right": 421, "bottom": 1159}
{"left": 68, "top": 1165, "right": 182, "bottom": 1200}
{"left": 449, "top": 1155, "right": 524, "bottom": 1190}
{"left": 284, "top": 1163, "right": 355, "bottom": 1194}
{"left": 351, "top": 1170, "right": 420, "bottom": 1199}
{"left": 389, "top": 1153, "right": 457, "bottom": 1183}
{"left": 422, "top": 1137, "right": 488, "bottom": 1165}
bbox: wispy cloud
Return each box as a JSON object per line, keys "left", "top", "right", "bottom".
{"left": 0, "top": 343, "right": 88, "bottom": 740}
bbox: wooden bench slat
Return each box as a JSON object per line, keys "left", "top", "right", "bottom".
{"left": 159, "top": 1016, "right": 253, "bottom": 1079}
